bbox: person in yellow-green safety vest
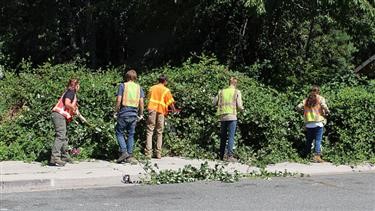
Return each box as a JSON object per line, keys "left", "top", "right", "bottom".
{"left": 213, "top": 77, "right": 244, "bottom": 162}
{"left": 114, "top": 69, "right": 144, "bottom": 164}
{"left": 297, "top": 85, "right": 330, "bottom": 163}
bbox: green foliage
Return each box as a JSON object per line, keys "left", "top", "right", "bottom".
{"left": 142, "top": 161, "right": 300, "bottom": 185}
{"left": 0, "top": 57, "right": 374, "bottom": 165}
{"left": 322, "top": 82, "right": 375, "bottom": 164}
{"left": 143, "top": 161, "right": 240, "bottom": 184}
{"left": 136, "top": 55, "right": 301, "bottom": 164}
{"left": 258, "top": 1, "right": 362, "bottom": 89}
{"left": 0, "top": 62, "right": 122, "bottom": 161}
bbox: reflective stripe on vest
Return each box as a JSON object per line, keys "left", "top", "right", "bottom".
{"left": 147, "top": 84, "right": 172, "bottom": 115}
{"left": 52, "top": 92, "right": 77, "bottom": 122}
{"left": 304, "top": 99, "right": 324, "bottom": 122}
{"left": 122, "top": 82, "right": 140, "bottom": 107}
{"left": 217, "top": 87, "right": 237, "bottom": 116}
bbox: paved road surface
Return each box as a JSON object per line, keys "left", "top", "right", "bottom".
{"left": 1, "top": 172, "right": 374, "bottom": 211}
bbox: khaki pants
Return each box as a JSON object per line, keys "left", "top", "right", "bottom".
{"left": 145, "top": 110, "right": 165, "bottom": 155}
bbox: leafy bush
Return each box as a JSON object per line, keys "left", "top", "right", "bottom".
{"left": 322, "top": 82, "right": 375, "bottom": 164}
{"left": 0, "top": 57, "right": 374, "bottom": 165}
{"left": 137, "top": 56, "right": 302, "bottom": 164}
{"left": 0, "top": 62, "right": 122, "bottom": 161}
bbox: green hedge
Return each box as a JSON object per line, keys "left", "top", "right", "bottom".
{"left": 0, "top": 57, "right": 374, "bottom": 164}
{"left": 323, "top": 82, "right": 375, "bottom": 164}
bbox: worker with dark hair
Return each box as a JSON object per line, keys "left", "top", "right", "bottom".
{"left": 145, "top": 74, "right": 176, "bottom": 159}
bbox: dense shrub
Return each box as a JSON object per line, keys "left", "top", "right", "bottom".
{"left": 140, "top": 56, "right": 301, "bottom": 164}
{"left": 322, "top": 82, "right": 375, "bottom": 164}
{"left": 0, "top": 57, "right": 374, "bottom": 164}
{"left": 0, "top": 62, "right": 121, "bottom": 161}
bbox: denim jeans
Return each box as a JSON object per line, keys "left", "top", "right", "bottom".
{"left": 115, "top": 116, "right": 137, "bottom": 154}
{"left": 305, "top": 126, "right": 324, "bottom": 155}
{"left": 220, "top": 120, "right": 237, "bottom": 159}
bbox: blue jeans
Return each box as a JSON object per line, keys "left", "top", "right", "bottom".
{"left": 115, "top": 116, "right": 137, "bottom": 154}
{"left": 305, "top": 126, "right": 323, "bottom": 155}
{"left": 220, "top": 120, "right": 237, "bottom": 159}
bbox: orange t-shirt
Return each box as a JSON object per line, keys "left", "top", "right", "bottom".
{"left": 147, "top": 84, "right": 174, "bottom": 115}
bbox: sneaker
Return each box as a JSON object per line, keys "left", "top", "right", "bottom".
{"left": 49, "top": 158, "right": 66, "bottom": 166}
{"left": 126, "top": 156, "right": 138, "bottom": 165}
{"left": 313, "top": 155, "right": 324, "bottom": 163}
{"left": 117, "top": 152, "right": 129, "bottom": 163}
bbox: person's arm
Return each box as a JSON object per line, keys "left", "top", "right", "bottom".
{"left": 138, "top": 88, "right": 145, "bottom": 117}
{"left": 320, "top": 96, "right": 330, "bottom": 116}
{"left": 115, "top": 96, "right": 122, "bottom": 113}
{"left": 138, "top": 98, "right": 144, "bottom": 114}
{"left": 296, "top": 100, "right": 305, "bottom": 112}
{"left": 64, "top": 98, "right": 77, "bottom": 112}
{"left": 63, "top": 91, "right": 77, "bottom": 112}
{"left": 213, "top": 90, "right": 220, "bottom": 106}
{"left": 236, "top": 90, "right": 244, "bottom": 111}
{"left": 165, "top": 90, "right": 176, "bottom": 113}
{"left": 169, "top": 103, "right": 176, "bottom": 113}
{"left": 115, "top": 83, "right": 124, "bottom": 114}
{"left": 213, "top": 96, "right": 218, "bottom": 106}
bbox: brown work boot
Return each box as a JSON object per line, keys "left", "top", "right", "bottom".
{"left": 126, "top": 156, "right": 138, "bottom": 165}
{"left": 117, "top": 152, "right": 129, "bottom": 163}
{"left": 313, "top": 154, "right": 324, "bottom": 163}
{"left": 221, "top": 154, "right": 228, "bottom": 161}
{"left": 49, "top": 157, "right": 66, "bottom": 166}
{"left": 144, "top": 150, "right": 152, "bottom": 159}
{"left": 155, "top": 153, "right": 162, "bottom": 159}
{"left": 61, "top": 156, "right": 74, "bottom": 164}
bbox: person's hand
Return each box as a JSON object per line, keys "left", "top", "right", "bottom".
{"left": 113, "top": 112, "right": 118, "bottom": 120}
{"left": 137, "top": 115, "right": 144, "bottom": 122}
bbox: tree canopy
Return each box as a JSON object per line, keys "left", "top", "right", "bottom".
{"left": 0, "top": 0, "right": 374, "bottom": 88}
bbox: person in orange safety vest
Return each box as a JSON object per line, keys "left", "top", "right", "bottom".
{"left": 50, "top": 78, "right": 81, "bottom": 166}
{"left": 145, "top": 74, "right": 176, "bottom": 159}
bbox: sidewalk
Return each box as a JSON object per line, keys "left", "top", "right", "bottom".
{"left": 1, "top": 157, "right": 375, "bottom": 193}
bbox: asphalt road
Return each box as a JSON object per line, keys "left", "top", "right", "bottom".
{"left": 1, "top": 172, "right": 374, "bottom": 211}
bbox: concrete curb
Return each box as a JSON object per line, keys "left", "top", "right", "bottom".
{"left": 1, "top": 174, "right": 144, "bottom": 193}
{"left": 1, "top": 158, "right": 375, "bottom": 193}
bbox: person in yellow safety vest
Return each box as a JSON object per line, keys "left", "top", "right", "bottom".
{"left": 145, "top": 74, "right": 176, "bottom": 159}
{"left": 50, "top": 78, "right": 81, "bottom": 166}
{"left": 213, "top": 77, "right": 244, "bottom": 162}
{"left": 297, "top": 85, "right": 330, "bottom": 163}
{"left": 114, "top": 69, "right": 144, "bottom": 164}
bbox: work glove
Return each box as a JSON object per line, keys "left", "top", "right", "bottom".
{"left": 137, "top": 115, "right": 144, "bottom": 122}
